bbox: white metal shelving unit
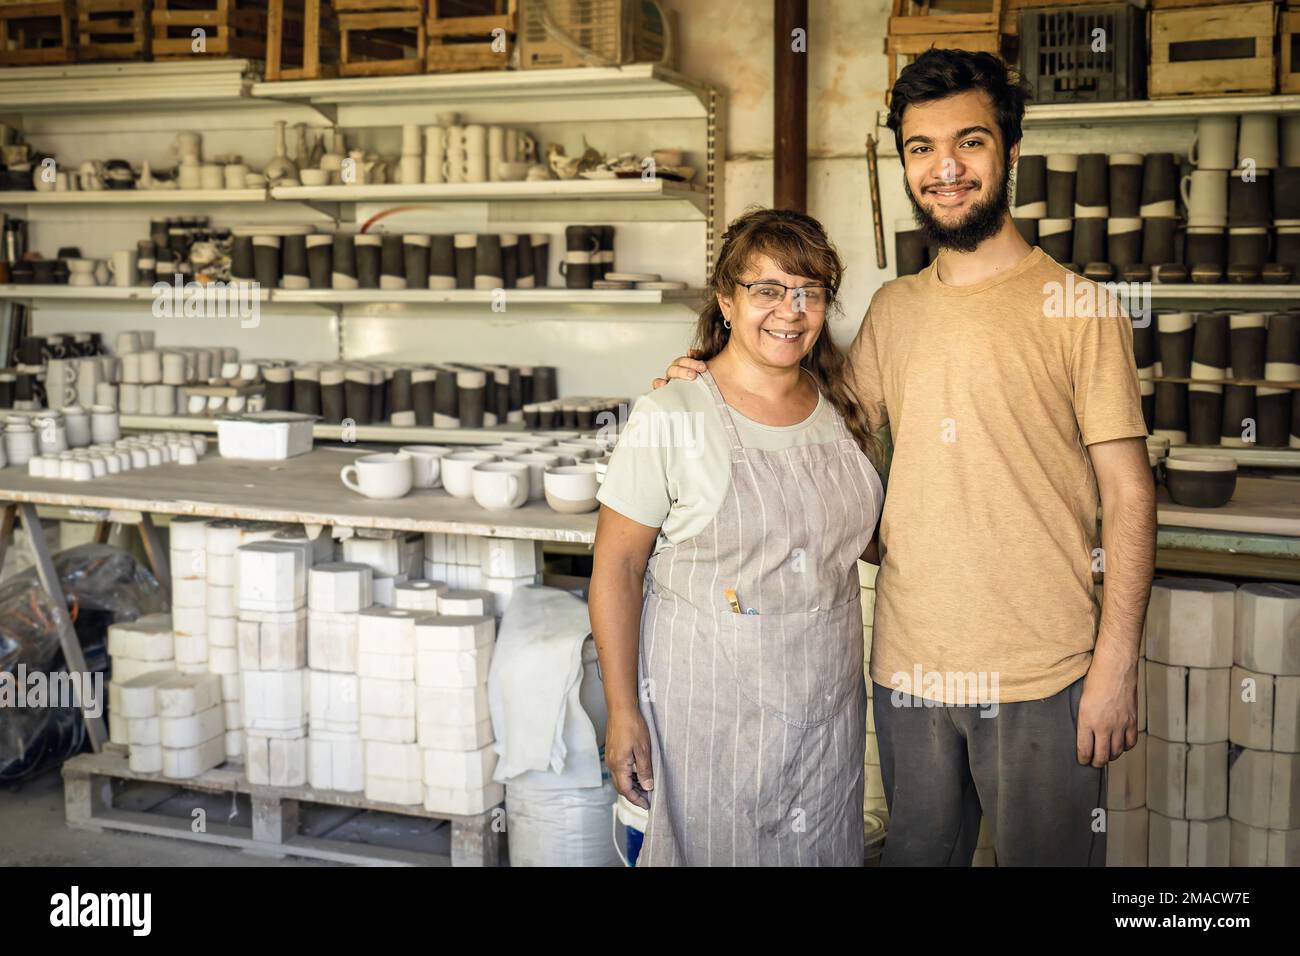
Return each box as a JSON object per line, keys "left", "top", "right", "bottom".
{"left": 1, "top": 60, "right": 725, "bottom": 400}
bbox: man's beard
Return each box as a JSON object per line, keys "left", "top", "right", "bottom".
{"left": 906, "top": 167, "right": 1011, "bottom": 253}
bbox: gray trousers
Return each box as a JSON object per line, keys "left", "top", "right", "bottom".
{"left": 872, "top": 677, "right": 1106, "bottom": 867}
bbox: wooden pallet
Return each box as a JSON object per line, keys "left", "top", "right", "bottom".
{"left": 266, "top": 0, "right": 337, "bottom": 80}
{"left": 336, "top": 0, "right": 425, "bottom": 77}
{"left": 0, "top": 0, "right": 75, "bottom": 66}
{"left": 885, "top": 0, "right": 1007, "bottom": 91}
{"left": 1149, "top": 0, "right": 1277, "bottom": 97}
{"left": 62, "top": 748, "right": 505, "bottom": 866}
{"left": 75, "top": 0, "right": 149, "bottom": 62}
{"left": 425, "top": 0, "right": 513, "bottom": 73}
{"left": 150, "top": 0, "right": 266, "bottom": 59}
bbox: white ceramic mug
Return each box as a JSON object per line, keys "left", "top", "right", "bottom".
{"left": 441, "top": 450, "right": 497, "bottom": 499}
{"left": 1190, "top": 115, "right": 1238, "bottom": 170}
{"left": 118, "top": 383, "right": 141, "bottom": 414}
{"left": 340, "top": 452, "right": 413, "bottom": 499}
{"left": 177, "top": 163, "right": 203, "bottom": 190}
{"left": 162, "top": 351, "right": 188, "bottom": 385}
{"left": 543, "top": 464, "right": 599, "bottom": 514}
{"left": 1181, "top": 170, "right": 1229, "bottom": 228}
{"left": 471, "top": 461, "right": 530, "bottom": 511}
{"left": 509, "top": 451, "right": 563, "bottom": 501}
{"left": 400, "top": 444, "right": 452, "bottom": 489}
{"left": 75, "top": 358, "right": 103, "bottom": 407}
{"left": 1238, "top": 114, "right": 1279, "bottom": 171}
{"left": 115, "top": 330, "right": 141, "bottom": 355}
{"left": 224, "top": 163, "right": 249, "bottom": 190}
{"left": 109, "top": 249, "right": 138, "bottom": 288}
{"left": 91, "top": 405, "right": 120, "bottom": 444}
{"left": 149, "top": 384, "right": 177, "bottom": 416}
{"left": 200, "top": 164, "right": 224, "bottom": 190}
{"left": 138, "top": 349, "right": 162, "bottom": 384}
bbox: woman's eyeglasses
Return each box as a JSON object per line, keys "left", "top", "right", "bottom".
{"left": 739, "top": 281, "right": 834, "bottom": 312}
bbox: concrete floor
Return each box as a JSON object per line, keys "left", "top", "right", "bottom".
{"left": 0, "top": 768, "right": 330, "bottom": 867}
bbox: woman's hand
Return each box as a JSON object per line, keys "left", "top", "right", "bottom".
{"left": 651, "top": 353, "right": 708, "bottom": 390}
{"left": 606, "top": 707, "right": 654, "bottom": 810}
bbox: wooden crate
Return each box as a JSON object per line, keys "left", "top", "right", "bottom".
{"left": 336, "top": 0, "right": 425, "bottom": 77}
{"left": 75, "top": 0, "right": 149, "bottom": 62}
{"left": 425, "top": 0, "right": 514, "bottom": 73}
{"left": 0, "top": 0, "right": 74, "bottom": 66}
{"left": 1149, "top": 0, "right": 1277, "bottom": 97}
{"left": 266, "top": 0, "right": 338, "bottom": 80}
{"left": 1282, "top": 7, "right": 1300, "bottom": 93}
{"left": 886, "top": 0, "right": 1008, "bottom": 92}
{"left": 151, "top": 0, "right": 267, "bottom": 59}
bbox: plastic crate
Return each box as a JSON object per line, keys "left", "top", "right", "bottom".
{"left": 1018, "top": 1, "right": 1145, "bottom": 103}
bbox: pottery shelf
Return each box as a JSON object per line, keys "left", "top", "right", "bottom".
{"left": 0, "top": 58, "right": 257, "bottom": 116}
{"left": 1165, "top": 445, "right": 1300, "bottom": 470}
{"left": 270, "top": 177, "right": 708, "bottom": 214}
{"left": 0, "top": 189, "right": 269, "bottom": 206}
{"left": 118, "top": 414, "right": 538, "bottom": 447}
{"left": 0, "top": 179, "right": 703, "bottom": 209}
{"left": 1145, "top": 286, "right": 1300, "bottom": 304}
{"left": 251, "top": 63, "right": 714, "bottom": 120}
{"left": 0, "top": 284, "right": 268, "bottom": 302}
{"left": 0, "top": 284, "right": 701, "bottom": 311}
{"left": 875, "top": 93, "right": 1300, "bottom": 135}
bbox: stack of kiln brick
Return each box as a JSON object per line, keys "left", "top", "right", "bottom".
{"left": 343, "top": 533, "right": 423, "bottom": 607}
{"left": 1228, "top": 583, "right": 1300, "bottom": 865}
{"left": 106, "top": 614, "right": 176, "bottom": 747}
{"left": 1105, "top": 578, "right": 1300, "bottom": 866}
{"left": 1143, "top": 579, "right": 1234, "bottom": 865}
{"left": 238, "top": 537, "right": 314, "bottom": 787}
{"left": 116, "top": 669, "right": 224, "bottom": 778}
{"left": 307, "top": 562, "right": 372, "bottom": 792}
{"left": 170, "top": 517, "right": 210, "bottom": 675}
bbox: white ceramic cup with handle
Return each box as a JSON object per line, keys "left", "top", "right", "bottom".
{"left": 543, "top": 463, "right": 599, "bottom": 514}
{"left": 340, "top": 452, "right": 413, "bottom": 500}
{"left": 441, "top": 450, "right": 497, "bottom": 499}
{"left": 400, "top": 444, "right": 452, "bottom": 489}
{"left": 509, "top": 451, "right": 564, "bottom": 501}
{"left": 471, "top": 460, "right": 530, "bottom": 511}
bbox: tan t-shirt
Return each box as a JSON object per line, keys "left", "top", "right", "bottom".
{"left": 848, "top": 247, "right": 1147, "bottom": 704}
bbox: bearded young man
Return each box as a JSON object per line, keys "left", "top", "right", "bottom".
{"left": 657, "top": 49, "right": 1156, "bottom": 866}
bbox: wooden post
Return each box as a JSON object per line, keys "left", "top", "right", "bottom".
{"left": 16, "top": 503, "right": 107, "bottom": 752}
{"left": 774, "top": 0, "right": 808, "bottom": 213}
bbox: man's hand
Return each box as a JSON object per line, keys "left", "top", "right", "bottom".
{"left": 1076, "top": 641, "right": 1139, "bottom": 768}
{"left": 651, "top": 353, "right": 708, "bottom": 390}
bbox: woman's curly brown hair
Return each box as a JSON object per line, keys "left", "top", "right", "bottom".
{"left": 690, "top": 207, "right": 882, "bottom": 468}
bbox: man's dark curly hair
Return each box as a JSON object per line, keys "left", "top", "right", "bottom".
{"left": 886, "top": 49, "right": 1031, "bottom": 164}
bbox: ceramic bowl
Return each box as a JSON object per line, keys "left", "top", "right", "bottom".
{"left": 1165, "top": 454, "right": 1237, "bottom": 508}
{"left": 299, "top": 169, "right": 330, "bottom": 186}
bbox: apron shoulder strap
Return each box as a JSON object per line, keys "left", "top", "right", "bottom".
{"left": 698, "top": 368, "right": 745, "bottom": 452}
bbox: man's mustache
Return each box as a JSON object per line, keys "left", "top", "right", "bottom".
{"left": 922, "top": 180, "right": 981, "bottom": 193}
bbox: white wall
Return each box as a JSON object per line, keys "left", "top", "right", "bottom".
{"left": 664, "top": 0, "right": 904, "bottom": 350}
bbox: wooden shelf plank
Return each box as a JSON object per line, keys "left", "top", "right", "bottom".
{"left": 0, "top": 188, "right": 267, "bottom": 205}
{"left": 0, "top": 447, "right": 598, "bottom": 543}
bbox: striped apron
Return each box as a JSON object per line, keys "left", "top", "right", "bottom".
{"left": 637, "top": 369, "right": 882, "bottom": 866}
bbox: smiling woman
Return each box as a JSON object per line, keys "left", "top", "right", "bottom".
{"left": 587, "top": 207, "right": 885, "bottom": 867}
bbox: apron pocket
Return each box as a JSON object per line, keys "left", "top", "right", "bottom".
{"left": 717, "top": 599, "right": 864, "bottom": 728}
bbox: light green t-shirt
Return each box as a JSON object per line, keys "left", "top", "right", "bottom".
{"left": 597, "top": 374, "right": 843, "bottom": 553}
